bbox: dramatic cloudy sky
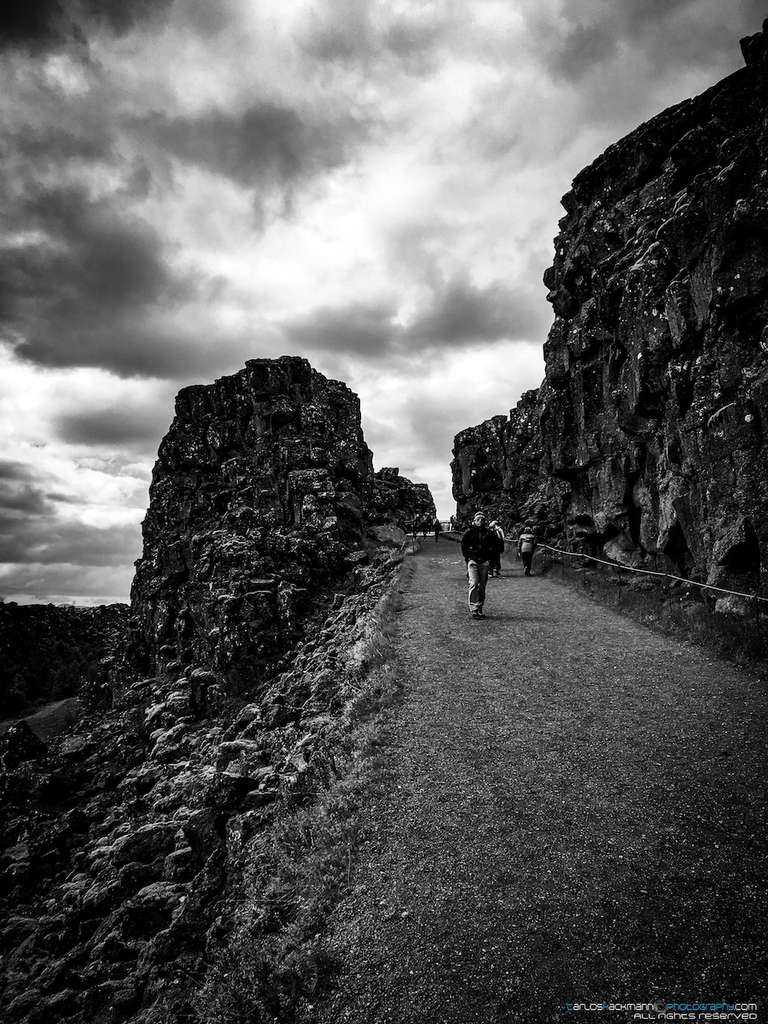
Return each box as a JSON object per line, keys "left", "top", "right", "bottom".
{"left": 1, "top": 0, "right": 763, "bottom": 604}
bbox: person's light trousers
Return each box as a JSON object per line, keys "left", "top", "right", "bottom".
{"left": 467, "top": 559, "right": 489, "bottom": 612}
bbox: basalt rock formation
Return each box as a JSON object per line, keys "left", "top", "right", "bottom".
{"left": 452, "top": 391, "right": 544, "bottom": 529}
{"left": 454, "top": 24, "right": 768, "bottom": 599}
{"left": 127, "top": 356, "right": 377, "bottom": 689}
{"left": 371, "top": 467, "right": 437, "bottom": 535}
{"left": 0, "top": 357, "right": 433, "bottom": 1023}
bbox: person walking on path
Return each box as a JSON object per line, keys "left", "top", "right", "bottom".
{"left": 432, "top": 518, "right": 443, "bottom": 543}
{"left": 517, "top": 523, "right": 537, "bottom": 576}
{"left": 312, "top": 545, "right": 768, "bottom": 1024}
{"left": 461, "top": 511, "right": 502, "bottom": 619}
{"left": 488, "top": 520, "right": 505, "bottom": 577}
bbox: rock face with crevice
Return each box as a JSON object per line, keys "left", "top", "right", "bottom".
{"left": 454, "top": 25, "right": 768, "bottom": 598}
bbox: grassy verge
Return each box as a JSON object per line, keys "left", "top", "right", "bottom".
{"left": 194, "top": 560, "right": 414, "bottom": 1024}
{"left": 538, "top": 552, "right": 767, "bottom": 675}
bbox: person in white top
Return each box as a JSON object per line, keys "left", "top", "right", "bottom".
{"left": 517, "top": 524, "right": 537, "bottom": 576}
{"left": 487, "top": 520, "right": 505, "bottom": 577}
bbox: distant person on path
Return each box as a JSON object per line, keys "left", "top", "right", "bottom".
{"left": 421, "top": 520, "right": 429, "bottom": 539}
{"left": 433, "top": 518, "right": 443, "bottom": 543}
{"left": 461, "top": 511, "right": 502, "bottom": 619}
{"left": 488, "top": 520, "right": 505, "bottom": 577}
{"left": 517, "top": 524, "right": 537, "bottom": 576}
{"left": 449, "top": 514, "right": 457, "bottom": 532}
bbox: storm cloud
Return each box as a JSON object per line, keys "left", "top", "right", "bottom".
{"left": 406, "top": 276, "right": 547, "bottom": 347}
{"left": 0, "top": 177, "right": 282, "bottom": 378}
{"left": 297, "top": 0, "right": 453, "bottom": 71}
{"left": 0, "top": 0, "right": 758, "bottom": 602}
{"left": 137, "top": 101, "right": 370, "bottom": 190}
{"left": 0, "top": 460, "right": 56, "bottom": 516}
{"left": 537, "top": 0, "right": 763, "bottom": 82}
{"left": 2, "top": 185, "right": 186, "bottom": 375}
{"left": 281, "top": 276, "right": 546, "bottom": 363}
{"left": 282, "top": 299, "right": 400, "bottom": 358}
{"left": 0, "top": 0, "right": 175, "bottom": 53}
{"left": 54, "top": 404, "right": 172, "bottom": 449}
{"left": 0, "top": 0, "right": 73, "bottom": 53}
{"left": 0, "top": 517, "right": 139, "bottom": 567}
{"left": 0, "top": 455, "right": 140, "bottom": 603}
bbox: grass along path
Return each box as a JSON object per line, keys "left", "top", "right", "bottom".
{"left": 307, "top": 536, "right": 768, "bottom": 1024}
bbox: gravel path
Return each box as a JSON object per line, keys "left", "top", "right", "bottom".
{"left": 312, "top": 539, "right": 768, "bottom": 1024}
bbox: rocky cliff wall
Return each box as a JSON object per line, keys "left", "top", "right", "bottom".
{"left": 453, "top": 24, "right": 768, "bottom": 598}
{"left": 452, "top": 391, "right": 544, "bottom": 527}
{"left": 0, "top": 357, "right": 433, "bottom": 1023}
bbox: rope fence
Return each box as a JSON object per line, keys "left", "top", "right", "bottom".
{"left": 537, "top": 542, "right": 768, "bottom": 606}
{"left": 400, "top": 525, "right": 765, "bottom": 608}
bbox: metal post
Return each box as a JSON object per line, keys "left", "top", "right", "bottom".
{"left": 754, "top": 595, "right": 761, "bottom": 653}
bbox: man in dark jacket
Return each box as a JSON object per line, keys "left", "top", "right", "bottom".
{"left": 460, "top": 511, "right": 501, "bottom": 619}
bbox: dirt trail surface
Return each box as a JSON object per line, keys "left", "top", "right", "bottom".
{"left": 312, "top": 538, "right": 768, "bottom": 1024}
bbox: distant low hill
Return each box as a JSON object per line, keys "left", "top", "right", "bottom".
{"left": 0, "top": 602, "right": 128, "bottom": 717}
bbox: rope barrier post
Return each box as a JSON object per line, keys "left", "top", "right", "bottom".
{"left": 757, "top": 596, "right": 765, "bottom": 659}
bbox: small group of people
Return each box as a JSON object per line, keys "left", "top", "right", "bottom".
{"left": 415, "top": 518, "right": 444, "bottom": 542}
{"left": 460, "top": 511, "right": 537, "bottom": 619}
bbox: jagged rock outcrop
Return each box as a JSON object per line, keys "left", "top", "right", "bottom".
{"left": 0, "top": 357, "right": 432, "bottom": 1023}
{"left": 454, "top": 24, "right": 768, "bottom": 597}
{"left": 370, "top": 467, "right": 437, "bottom": 541}
{"left": 452, "top": 391, "right": 545, "bottom": 528}
{"left": 129, "top": 356, "right": 383, "bottom": 688}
